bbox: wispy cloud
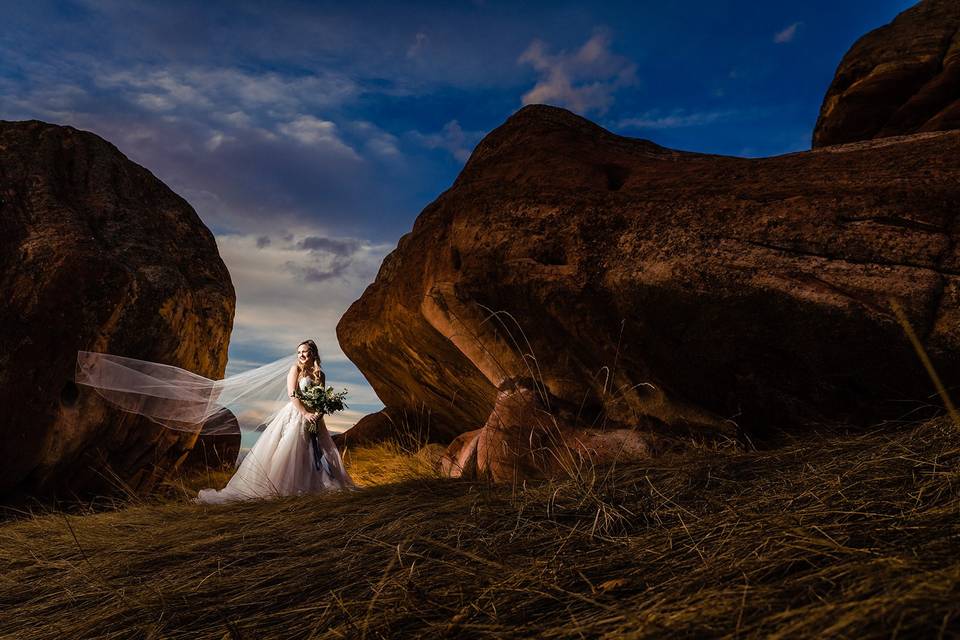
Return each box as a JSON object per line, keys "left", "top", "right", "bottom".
{"left": 278, "top": 115, "right": 360, "bottom": 159}
{"left": 618, "top": 108, "right": 742, "bottom": 130}
{"left": 518, "top": 30, "right": 636, "bottom": 115}
{"left": 773, "top": 22, "right": 802, "bottom": 44}
{"left": 409, "top": 120, "right": 485, "bottom": 162}
{"left": 407, "top": 32, "right": 429, "bottom": 58}
{"left": 97, "top": 67, "right": 358, "bottom": 112}
{"left": 349, "top": 120, "right": 401, "bottom": 159}
{"left": 2, "top": 56, "right": 419, "bottom": 236}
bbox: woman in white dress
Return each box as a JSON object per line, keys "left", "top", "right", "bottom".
{"left": 197, "top": 340, "right": 355, "bottom": 503}
{"left": 76, "top": 340, "right": 355, "bottom": 503}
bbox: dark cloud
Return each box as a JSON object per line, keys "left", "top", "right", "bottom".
{"left": 285, "top": 259, "right": 352, "bottom": 283}
{"left": 255, "top": 235, "right": 271, "bottom": 248}
{"left": 297, "top": 236, "right": 360, "bottom": 255}
{"left": 300, "top": 263, "right": 351, "bottom": 283}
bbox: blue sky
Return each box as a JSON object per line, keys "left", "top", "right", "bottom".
{"left": 1, "top": 0, "right": 916, "bottom": 431}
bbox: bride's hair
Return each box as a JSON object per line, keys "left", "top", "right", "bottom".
{"left": 297, "top": 339, "right": 322, "bottom": 382}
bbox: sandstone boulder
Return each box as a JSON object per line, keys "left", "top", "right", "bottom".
{"left": 438, "top": 381, "right": 688, "bottom": 482}
{"left": 338, "top": 104, "right": 960, "bottom": 479}
{"left": 180, "top": 409, "right": 242, "bottom": 471}
{"left": 0, "top": 120, "right": 235, "bottom": 501}
{"left": 332, "top": 410, "right": 397, "bottom": 449}
{"left": 813, "top": 0, "right": 960, "bottom": 147}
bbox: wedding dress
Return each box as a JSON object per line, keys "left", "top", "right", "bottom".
{"left": 197, "top": 377, "right": 355, "bottom": 503}
{"left": 75, "top": 351, "right": 355, "bottom": 503}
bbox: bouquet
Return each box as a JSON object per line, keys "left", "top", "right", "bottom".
{"left": 295, "top": 384, "right": 349, "bottom": 435}
{"left": 294, "top": 383, "right": 349, "bottom": 475}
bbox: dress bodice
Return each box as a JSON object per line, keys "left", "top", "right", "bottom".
{"left": 298, "top": 376, "right": 315, "bottom": 392}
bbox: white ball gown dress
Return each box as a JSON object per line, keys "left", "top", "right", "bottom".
{"left": 197, "top": 377, "right": 356, "bottom": 504}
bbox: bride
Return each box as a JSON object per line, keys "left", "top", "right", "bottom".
{"left": 198, "top": 340, "right": 355, "bottom": 503}
{"left": 76, "top": 339, "right": 355, "bottom": 503}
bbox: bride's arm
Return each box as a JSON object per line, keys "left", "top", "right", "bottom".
{"left": 287, "top": 364, "right": 316, "bottom": 420}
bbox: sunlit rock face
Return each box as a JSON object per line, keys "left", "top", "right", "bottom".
{"left": 813, "top": 0, "right": 960, "bottom": 147}
{"left": 0, "top": 120, "right": 235, "bottom": 501}
{"left": 332, "top": 410, "right": 397, "bottom": 449}
{"left": 338, "top": 100, "right": 960, "bottom": 480}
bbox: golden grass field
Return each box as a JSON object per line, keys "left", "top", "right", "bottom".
{"left": 1, "top": 420, "right": 959, "bottom": 639}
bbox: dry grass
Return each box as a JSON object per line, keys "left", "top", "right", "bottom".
{"left": 155, "top": 440, "right": 447, "bottom": 502}
{"left": 340, "top": 442, "right": 447, "bottom": 488}
{"left": 1, "top": 418, "right": 959, "bottom": 639}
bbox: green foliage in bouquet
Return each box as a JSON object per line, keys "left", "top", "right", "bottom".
{"left": 295, "top": 384, "right": 349, "bottom": 434}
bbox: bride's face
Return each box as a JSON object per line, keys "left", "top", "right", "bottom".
{"left": 297, "top": 345, "right": 312, "bottom": 365}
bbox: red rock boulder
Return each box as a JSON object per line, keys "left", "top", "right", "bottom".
{"left": 813, "top": 0, "right": 960, "bottom": 147}
{"left": 0, "top": 120, "right": 236, "bottom": 501}
{"left": 338, "top": 104, "right": 960, "bottom": 480}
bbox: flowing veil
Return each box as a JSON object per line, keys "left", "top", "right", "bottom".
{"left": 75, "top": 351, "right": 295, "bottom": 437}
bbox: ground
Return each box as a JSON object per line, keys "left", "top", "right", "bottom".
{"left": 1, "top": 420, "right": 958, "bottom": 639}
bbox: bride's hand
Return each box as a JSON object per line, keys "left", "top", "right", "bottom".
{"left": 308, "top": 412, "right": 321, "bottom": 423}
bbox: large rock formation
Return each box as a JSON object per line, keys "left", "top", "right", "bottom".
{"left": 337, "top": 0, "right": 960, "bottom": 480}
{"left": 0, "top": 120, "right": 236, "bottom": 501}
{"left": 813, "top": 0, "right": 960, "bottom": 147}
{"left": 338, "top": 103, "right": 960, "bottom": 479}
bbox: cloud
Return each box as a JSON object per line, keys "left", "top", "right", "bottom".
{"left": 215, "top": 232, "right": 392, "bottom": 431}
{"left": 618, "top": 108, "right": 742, "bottom": 130}
{"left": 365, "top": 135, "right": 402, "bottom": 158}
{"left": 97, "top": 67, "right": 358, "bottom": 113}
{"left": 409, "top": 120, "right": 485, "bottom": 162}
{"left": 518, "top": 31, "right": 637, "bottom": 115}
{"left": 298, "top": 236, "right": 361, "bottom": 255}
{"left": 2, "top": 58, "right": 423, "bottom": 237}
{"left": 349, "top": 120, "right": 402, "bottom": 159}
{"left": 287, "top": 236, "right": 366, "bottom": 282}
{"left": 773, "top": 22, "right": 802, "bottom": 44}
{"left": 278, "top": 115, "right": 360, "bottom": 159}
{"left": 216, "top": 231, "right": 393, "bottom": 364}
{"left": 204, "top": 130, "right": 236, "bottom": 152}
{"left": 407, "top": 32, "right": 429, "bottom": 58}
{"left": 135, "top": 93, "right": 177, "bottom": 111}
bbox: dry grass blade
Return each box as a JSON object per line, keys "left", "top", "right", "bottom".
{"left": 889, "top": 297, "right": 960, "bottom": 429}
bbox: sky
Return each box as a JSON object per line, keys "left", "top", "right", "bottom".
{"left": 1, "top": 0, "right": 917, "bottom": 432}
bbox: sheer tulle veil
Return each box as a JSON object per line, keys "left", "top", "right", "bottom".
{"left": 75, "top": 351, "right": 296, "bottom": 437}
